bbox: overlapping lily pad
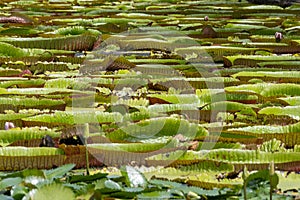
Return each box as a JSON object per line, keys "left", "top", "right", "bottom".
{"left": 0, "top": 0, "right": 299, "bottom": 198}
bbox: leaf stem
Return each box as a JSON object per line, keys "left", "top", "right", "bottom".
{"left": 242, "top": 166, "right": 248, "bottom": 200}
{"left": 269, "top": 162, "right": 275, "bottom": 200}
{"left": 84, "top": 123, "right": 90, "bottom": 175}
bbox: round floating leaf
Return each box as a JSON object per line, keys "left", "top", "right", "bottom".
{"left": 226, "top": 83, "right": 300, "bottom": 97}
{"left": 0, "top": 127, "right": 61, "bottom": 147}
{"left": 259, "top": 106, "right": 300, "bottom": 120}
{"left": 0, "top": 147, "right": 64, "bottom": 156}
{"left": 0, "top": 34, "right": 98, "bottom": 51}
{"left": 0, "top": 42, "right": 29, "bottom": 58}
